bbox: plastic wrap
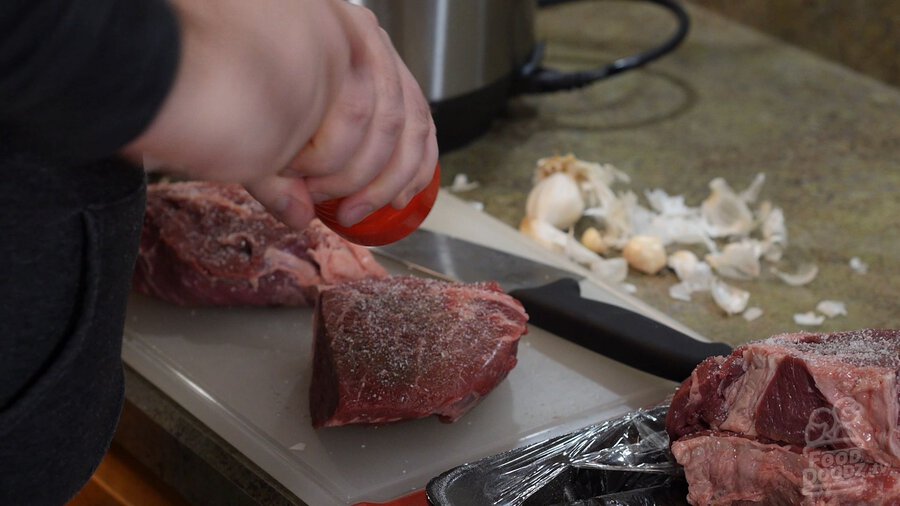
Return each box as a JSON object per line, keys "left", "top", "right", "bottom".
{"left": 427, "top": 405, "right": 688, "bottom": 506}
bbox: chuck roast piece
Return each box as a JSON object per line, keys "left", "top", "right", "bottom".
{"left": 667, "top": 329, "right": 900, "bottom": 505}
{"left": 672, "top": 432, "right": 900, "bottom": 506}
{"left": 310, "top": 276, "right": 529, "bottom": 428}
{"left": 133, "top": 181, "right": 387, "bottom": 306}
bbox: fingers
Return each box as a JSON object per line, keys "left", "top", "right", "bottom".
{"left": 244, "top": 175, "right": 315, "bottom": 231}
{"left": 286, "top": 2, "right": 439, "bottom": 228}
{"left": 286, "top": 4, "right": 397, "bottom": 182}
{"left": 338, "top": 62, "right": 436, "bottom": 220}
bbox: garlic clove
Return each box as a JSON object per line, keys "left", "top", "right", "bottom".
{"left": 711, "top": 279, "right": 750, "bottom": 315}
{"left": 580, "top": 226, "right": 609, "bottom": 254}
{"left": 525, "top": 172, "right": 585, "bottom": 229}
{"left": 622, "top": 235, "right": 667, "bottom": 275}
{"left": 564, "top": 230, "right": 602, "bottom": 266}
{"left": 771, "top": 263, "right": 818, "bottom": 286}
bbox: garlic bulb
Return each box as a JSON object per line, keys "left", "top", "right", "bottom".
{"left": 622, "top": 235, "right": 667, "bottom": 275}
{"left": 525, "top": 172, "right": 585, "bottom": 229}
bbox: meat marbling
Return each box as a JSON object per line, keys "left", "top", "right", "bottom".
{"left": 133, "top": 181, "right": 387, "bottom": 306}
{"left": 667, "top": 329, "right": 900, "bottom": 505}
{"left": 310, "top": 276, "right": 529, "bottom": 428}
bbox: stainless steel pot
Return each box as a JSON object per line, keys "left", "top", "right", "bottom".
{"left": 350, "top": 0, "right": 690, "bottom": 151}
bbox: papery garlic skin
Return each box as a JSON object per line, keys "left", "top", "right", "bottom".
{"left": 711, "top": 279, "right": 750, "bottom": 315}
{"left": 519, "top": 216, "right": 568, "bottom": 252}
{"left": 525, "top": 172, "right": 585, "bottom": 229}
{"left": 590, "top": 257, "right": 628, "bottom": 284}
{"left": 622, "top": 235, "right": 667, "bottom": 275}
{"left": 702, "top": 178, "right": 755, "bottom": 238}
{"left": 705, "top": 241, "right": 762, "bottom": 280}
{"left": 771, "top": 263, "right": 818, "bottom": 286}
{"left": 794, "top": 311, "right": 825, "bottom": 326}
{"left": 668, "top": 250, "right": 700, "bottom": 281}
{"left": 742, "top": 307, "right": 764, "bottom": 321}
{"left": 816, "top": 300, "right": 847, "bottom": 318}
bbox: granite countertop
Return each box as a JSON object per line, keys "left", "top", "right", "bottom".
{"left": 117, "top": 3, "right": 900, "bottom": 504}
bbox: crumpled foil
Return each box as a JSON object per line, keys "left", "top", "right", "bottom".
{"left": 427, "top": 405, "right": 688, "bottom": 506}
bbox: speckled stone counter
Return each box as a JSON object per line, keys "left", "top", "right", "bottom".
{"left": 118, "top": 3, "right": 900, "bottom": 504}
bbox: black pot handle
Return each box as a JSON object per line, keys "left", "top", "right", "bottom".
{"left": 515, "top": 0, "right": 690, "bottom": 93}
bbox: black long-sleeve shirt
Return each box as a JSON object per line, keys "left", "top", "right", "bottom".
{"left": 0, "top": 0, "right": 180, "bottom": 162}
{"left": 1, "top": 2, "right": 180, "bottom": 504}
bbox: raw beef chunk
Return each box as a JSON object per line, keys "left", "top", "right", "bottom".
{"left": 667, "top": 329, "right": 900, "bottom": 505}
{"left": 672, "top": 432, "right": 900, "bottom": 506}
{"left": 133, "top": 181, "right": 387, "bottom": 306}
{"left": 667, "top": 329, "right": 900, "bottom": 466}
{"left": 310, "top": 276, "right": 528, "bottom": 428}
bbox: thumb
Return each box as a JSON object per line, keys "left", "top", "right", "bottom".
{"left": 244, "top": 175, "right": 315, "bottom": 231}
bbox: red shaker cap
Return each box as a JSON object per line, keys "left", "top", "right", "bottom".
{"left": 314, "top": 163, "right": 441, "bottom": 246}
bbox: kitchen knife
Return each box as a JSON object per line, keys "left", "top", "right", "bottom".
{"left": 374, "top": 228, "right": 732, "bottom": 382}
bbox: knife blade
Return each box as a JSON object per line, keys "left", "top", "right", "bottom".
{"left": 374, "top": 228, "right": 732, "bottom": 382}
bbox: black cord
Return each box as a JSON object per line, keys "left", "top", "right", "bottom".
{"left": 517, "top": 0, "right": 690, "bottom": 93}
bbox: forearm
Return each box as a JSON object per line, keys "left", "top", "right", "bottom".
{"left": 124, "top": 0, "right": 351, "bottom": 181}
{"left": 0, "top": 0, "right": 179, "bottom": 163}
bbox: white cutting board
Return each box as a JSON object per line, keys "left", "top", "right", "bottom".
{"left": 122, "top": 191, "right": 688, "bottom": 505}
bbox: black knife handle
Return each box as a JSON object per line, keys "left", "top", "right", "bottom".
{"left": 509, "top": 278, "right": 732, "bottom": 382}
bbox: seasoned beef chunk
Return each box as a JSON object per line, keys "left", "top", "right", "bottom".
{"left": 133, "top": 181, "right": 387, "bottom": 306}
{"left": 310, "top": 276, "right": 528, "bottom": 427}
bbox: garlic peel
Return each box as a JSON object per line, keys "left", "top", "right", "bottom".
{"left": 771, "top": 263, "right": 818, "bottom": 286}
{"left": 849, "top": 257, "right": 869, "bottom": 274}
{"left": 448, "top": 173, "right": 479, "bottom": 193}
{"left": 711, "top": 279, "right": 750, "bottom": 315}
{"left": 705, "top": 241, "right": 762, "bottom": 280}
{"left": 816, "top": 300, "right": 847, "bottom": 318}
{"left": 794, "top": 311, "right": 825, "bottom": 326}
{"left": 742, "top": 307, "right": 763, "bottom": 321}
{"left": 702, "top": 178, "right": 755, "bottom": 238}
{"left": 519, "top": 216, "right": 567, "bottom": 252}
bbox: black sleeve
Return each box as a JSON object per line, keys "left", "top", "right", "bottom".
{"left": 0, "top": 0, "right": 180, "bottom": 163}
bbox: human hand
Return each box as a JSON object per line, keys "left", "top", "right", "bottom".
{"left": 124, "top": 0, "right": 437, "bottom": 230}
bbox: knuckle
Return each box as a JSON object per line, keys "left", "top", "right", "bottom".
{"left": 341, "top": 96, "right": 374, "bottom": 127}
{"left": 357, "top": 7, "right": 379, "bottom": 27}
{"left": 376, "top": 108, "right": 405, "bottom": 137}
